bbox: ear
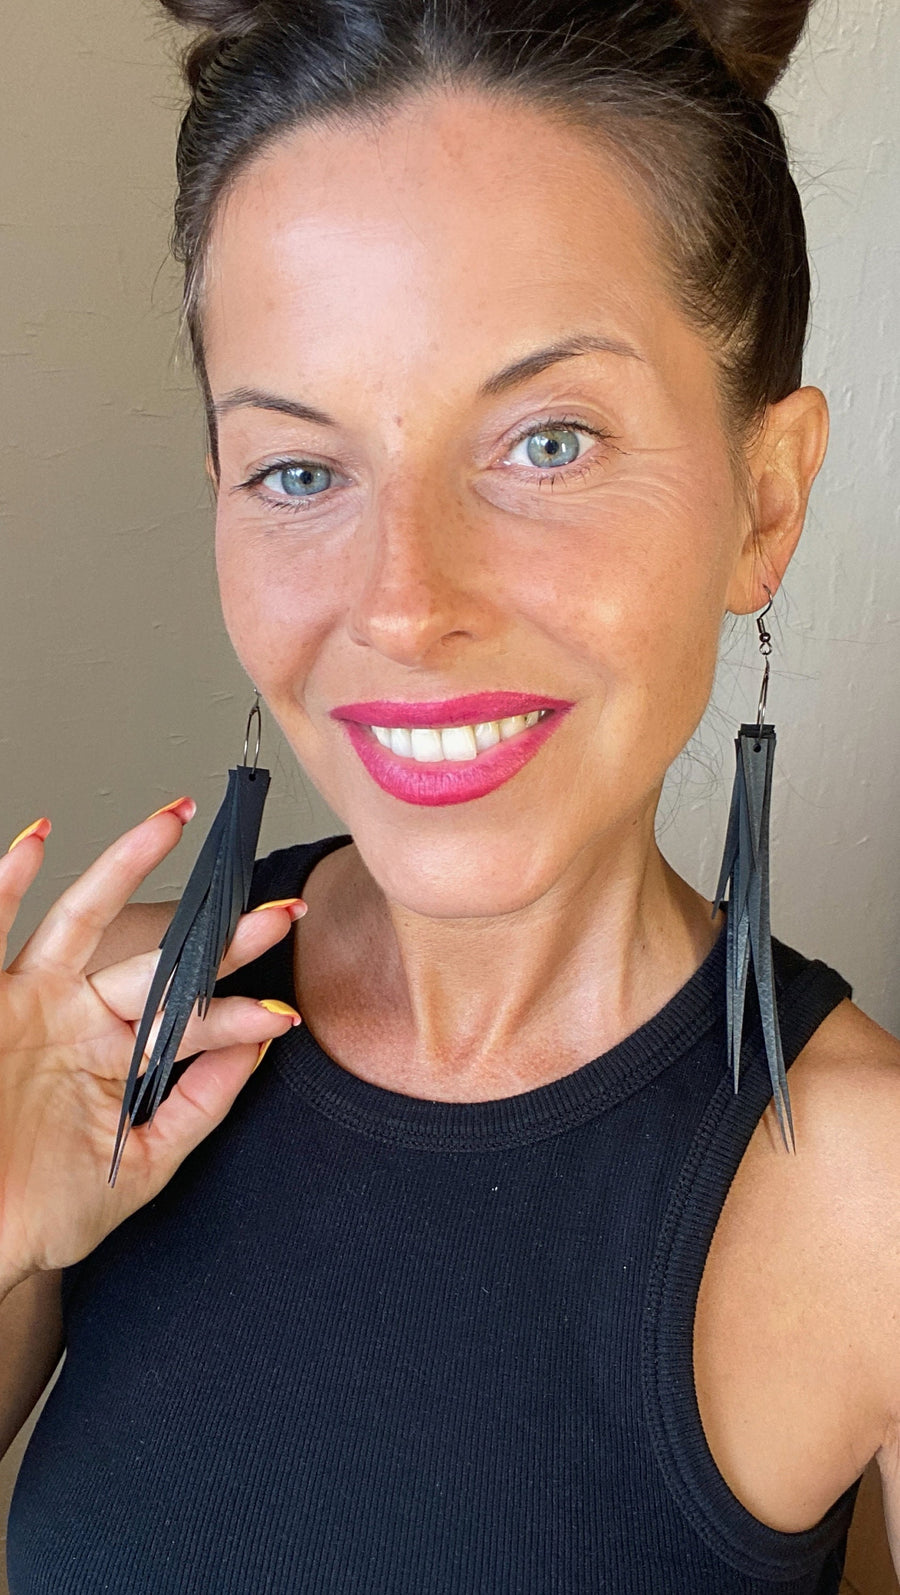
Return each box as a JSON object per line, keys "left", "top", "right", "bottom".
{"left": 725, "top": 386, "right": 829, "bottom": 615}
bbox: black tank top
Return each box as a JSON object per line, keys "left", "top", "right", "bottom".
{"left": 7, "top": 835, "right": 862, "bottom": 1593}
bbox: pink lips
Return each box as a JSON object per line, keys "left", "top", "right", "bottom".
{"left": 330, "top": 693, "right": 574, "bottom": 807}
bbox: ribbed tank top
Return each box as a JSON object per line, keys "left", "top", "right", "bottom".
{"left": 7, "top": 834, "right": 862, "bottom": 1594}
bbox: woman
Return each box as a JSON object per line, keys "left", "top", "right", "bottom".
{"left": 1, "top": 0, "right": 898, "bottom": 1588}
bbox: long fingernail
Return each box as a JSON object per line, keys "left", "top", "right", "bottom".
{"left": 257, "top": 998, "right": 302, "bottom": 1023}
{"left": 249, "top": 897, "right": 307, "bottom": 918}
{"left": 253, "top": 998, "right": 302, "bottom": 1072}
{"left": 147, "top": 796, "right": 196, "bottom": 822}
{"left": 253, "top": 1039, "right": 273, "bottom": 1072}
{"left": 7, "top": 817, "right": 52, "bottom": 852}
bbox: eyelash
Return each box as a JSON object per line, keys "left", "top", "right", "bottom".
{"left": 234, "top": 414, "right": 614, "bottom": 516}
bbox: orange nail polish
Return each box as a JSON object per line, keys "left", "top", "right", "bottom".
{"left": 147, "top": 797, "right": 196, "bottom": 822}
{"left": 249, "top": 897, "right": 307, "bottom": 916}
{"left": 7, "top": 817, "right": 52, "bottom": 852}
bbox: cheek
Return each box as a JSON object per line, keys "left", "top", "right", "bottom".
{"left": 509, "top": 457, "right": 737, "bottom": 695}
{"left": 214, "top": 508, "right": 340, "bottom": 685}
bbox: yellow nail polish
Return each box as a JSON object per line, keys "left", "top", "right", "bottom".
{"left": 253, "top": 998, "right": 302, "bottom": 1071}
{"left": 249, "top": 897, "right": 306, "bottom": 914}
{"left": 258, "top": 998, "right": 302, "bottom": 1020}
{"left": 253, "top": 1038, "right": 274, "bottom": 1072}
{"left": 7, "top": 817, "right": 51, "bottom": 852}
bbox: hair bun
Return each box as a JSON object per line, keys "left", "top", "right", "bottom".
{"left": 678, "top": 0, "right": 815, "bottom": 98}
{"left": 158, "top": 0, "right": 265, "bottom": 32}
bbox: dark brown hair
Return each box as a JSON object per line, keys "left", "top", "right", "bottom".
{"left": 159, "top": 0, "right": 816, "bottom": 474}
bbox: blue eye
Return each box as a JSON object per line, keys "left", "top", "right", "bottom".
{"left": 261, "top": 462, "right": 333, "bottom": 498}
{"left": 507, "top": 421, "right": 603, "bottom": 474}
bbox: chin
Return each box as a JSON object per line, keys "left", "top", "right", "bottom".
{"left": 345, "top": 812, "right": 580, "bottom": 921}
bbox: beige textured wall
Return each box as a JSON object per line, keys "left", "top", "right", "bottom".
{"left": 1, "top": 0, "right": 898, "bottom": 1589}
{"left": 1, "top": 0, "right": 338, "bottom": 972}
{"left": 2, "top": 5, "right": 898, "bottom": 1020}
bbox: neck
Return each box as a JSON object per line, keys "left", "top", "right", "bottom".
{"left": 305, "top": 802, "right": 724, "bottom": 1102}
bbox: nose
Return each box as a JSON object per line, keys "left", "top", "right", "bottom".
{"left": 346, "top": 479, "right": 494, "bottom": 668}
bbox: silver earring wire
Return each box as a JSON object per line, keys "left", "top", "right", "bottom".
{"left": 243, "top": 689, "right": 262, "bottom": 774}
{"left": 754, "top": 586, "right": 774, "bottom": 735}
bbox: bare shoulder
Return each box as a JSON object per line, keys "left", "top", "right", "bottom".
{"left": 802, "top": 1009, "right": 900, "bottom": 1573}
{"left": 83, "top": 899, "right": 178, "bottom": 976}
{"left": 759, "top": 996, "right": 900, "bottom": 1237}
{"left": 785, "top": 996, "right": 900, "bottom": 1153}
{"left": 785, "top": 999, "right": 900, "bottom": 1437}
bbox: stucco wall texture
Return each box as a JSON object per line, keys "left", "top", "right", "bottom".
{"left": 1, "top": 0, "right": 898, "bottom": 1014}
{"left": 1, "top": 3, "right": 899, "bottom": 1589}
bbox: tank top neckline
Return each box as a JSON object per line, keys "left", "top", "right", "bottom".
{"left": 251, "top": 838, "right": 861, "bottom": 1568}
{"left": 262, "top": 833, "right": 736, "bottom": 1151}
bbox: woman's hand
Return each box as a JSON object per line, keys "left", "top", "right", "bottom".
{"left": 0, "top": 804, "right": 304, "bottom": 1294}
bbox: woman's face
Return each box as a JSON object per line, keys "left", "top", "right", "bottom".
{"left": 203, "top": 90, "right": 761, "bottom": 917}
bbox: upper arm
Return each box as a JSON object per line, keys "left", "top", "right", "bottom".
{"left": 83, "top": 899, "right": 178, "bottom": 976}
{"left": 795, "top": 1001, "right": 900, "bottom": 1579}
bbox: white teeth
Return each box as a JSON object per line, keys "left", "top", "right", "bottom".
{"left": 410, "top": 727, "right": 444, "bottom": 762}
{"left": 371, "top": 710, "right": 548, "bottom": 762}
{"left": 440, "top": 725, "right": 478, "bottom": 761}
{"left": 474, "top": 721, "right": 501, "bottom": 751}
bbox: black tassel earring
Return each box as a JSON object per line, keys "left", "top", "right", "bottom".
{"left": 711, "top": 589, "right": 795, "bottom": 1154}
{"left": 108, "top": 692, "right": 271, "bottom": 1185}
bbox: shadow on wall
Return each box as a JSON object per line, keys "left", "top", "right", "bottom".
{"left": 841, "top": 1461, "right": 900, "bottom": 1594}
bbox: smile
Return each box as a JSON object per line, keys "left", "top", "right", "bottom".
{"left": 330, "top": 693, "right": 573, "bottom": 807}
{"left": 370, "top": 710, "right": 547, "bottom": 762}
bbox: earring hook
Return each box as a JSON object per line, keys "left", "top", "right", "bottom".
{"left": 755, "top": 585, "right": 774, "bottom": 734}
{"left": 242, "top": 688, "right": 261, "bottom": 774}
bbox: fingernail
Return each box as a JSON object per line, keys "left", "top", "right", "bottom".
{"left": 249, "top": 897, "right": 307, "bottom": 918}
{"left": 253, "top": 1038, "right": 274, "bottom": 1072}
{"left": 253, "top": 998, "right": 302, "bottom": 1068}
{"left": 147, "top": 796, "right": 196, "bottom": 823}
{"left": 7, "top": 817, "right": 52, "bottom": 852}
{"left": 257, "top": 998, "right": 302, "bottom": 1024}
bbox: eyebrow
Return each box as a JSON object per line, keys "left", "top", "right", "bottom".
{"left": 212, "top": 333, "right": 644, "bottom": 427}
{"left": 478, "top": 333, "right": 644, "bottom": 397}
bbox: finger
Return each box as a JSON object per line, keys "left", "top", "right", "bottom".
{"left": 86, "top": 993, "right": 299, "bottom": 1084}
{"left": 0, "top": 819, "right": 52, "bottom": 970}
{"left": 141, "top": 994, "right": 299, "bottom": 1068}
{"left": 115, "top": 1039, "right": 274, "bottom": 1194}
{"left": 220, "top": 896, "right": 308, "bottom": 979}
{"left": 12, "top": 800, "right": 196, "bottom": 978}
{"left": 87, "top": 898, "right": 306, "bottom": 1019}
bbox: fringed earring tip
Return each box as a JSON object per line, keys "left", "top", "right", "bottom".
{"left": 713, "top": 720, "right": 796, "bottom": 1156}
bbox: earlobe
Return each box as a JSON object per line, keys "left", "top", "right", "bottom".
{"left": 725, "top": 386, "right": 830, "bottom": 615}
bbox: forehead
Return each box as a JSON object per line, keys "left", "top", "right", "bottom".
{"left": 202, "top": 88, "right": 698, "bottom": 399}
